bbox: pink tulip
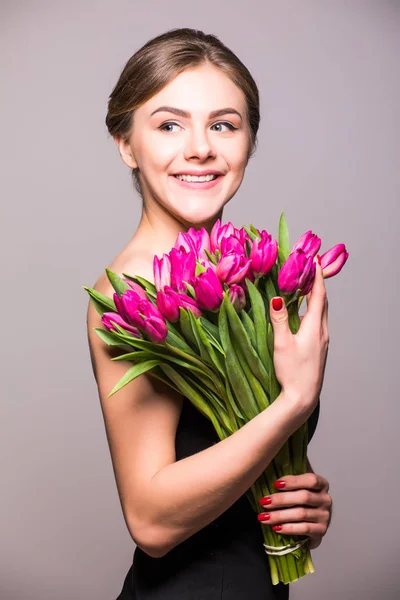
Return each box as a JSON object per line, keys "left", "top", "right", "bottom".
{"left": 320, "top": 244, "right": 349, "bottom": 278}
{"left": 101, "top": 312, "right": 142, "bottom": 337}
{"left": 220, "top": 235, "right": 245, "bottom": 256}
{"left": 174, "top": 227, "right": 211, "bottom": 262}
{"left": 210, "top": 219, "right": 236, "bottom": 253}
{"left": 297, "top": 255, "right": 316, "bottom": 295}
{"left": 228, "top": 284, "right": 246, "bottom": 312}
{"left": 156, "top": 286, "right": 203, "bottom": 322}
{"left": 249, "top": 232, "right": 278, "bottom": 277}
{"left": 124, "top": 279, "right": 148, "bottom": 299}
{"left": 216, "top": 251, "right": 252, "bottom": 285}
{"left": 113, "top": 290, "right": 168, "bottom": 343}
{"left": 169, "top": 246, "right": 197, "bottom": 293}
{"left": 277, "top": 249, "right": 316, "bottom": 294}
{"left": 291, "top": 230, "right": 322, "bottom": 258}
{"left": 189, "top": 267, "right": 224, "bottom": 311}
{"left": 153, "top": 253, "right": 171, "bottom": 292}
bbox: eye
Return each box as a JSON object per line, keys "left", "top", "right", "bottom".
{"left": 212, "top": 122, "right": 238, "bottom": 132}
{"left": 158, "top": 122, "right": 181, "bottom": 133}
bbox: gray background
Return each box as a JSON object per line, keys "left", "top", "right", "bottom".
{"left": 2, "top": 1, "right": 399, "bottom": 598}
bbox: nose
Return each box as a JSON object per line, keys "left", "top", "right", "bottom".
{"left": 183, "top": 126, "right": 216, "bottom": 161}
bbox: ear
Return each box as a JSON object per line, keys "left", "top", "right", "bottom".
{"left": 113, "top": 135, "right": 138, "bottom": 169}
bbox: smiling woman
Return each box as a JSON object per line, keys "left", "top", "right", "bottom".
{"left": 85, "top": 27, "right": 320, "bottom": 600}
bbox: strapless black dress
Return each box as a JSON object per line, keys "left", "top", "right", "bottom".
{"left": 116, "top": 398, "right": 320, "bottom": 599}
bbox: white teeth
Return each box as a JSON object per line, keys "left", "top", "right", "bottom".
{"left": 175, "top": 174, "right": 218, "bottom": 182}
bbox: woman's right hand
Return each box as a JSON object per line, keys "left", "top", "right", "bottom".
{"left": 269, "top": 258, "right": 329, "bottom": 418}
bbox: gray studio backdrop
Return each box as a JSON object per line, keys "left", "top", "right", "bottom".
{"left": 2, "top": 1, "right": 399, "bottom": 599}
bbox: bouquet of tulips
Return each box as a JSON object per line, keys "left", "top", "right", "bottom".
{"left": 84, "top": 212, "right": 348, "bottom": 585}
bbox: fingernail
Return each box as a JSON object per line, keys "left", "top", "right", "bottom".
{"left": 316, "top": 255, "right": 321, "bottom": 265}
{"left": 272, "top": 525, "right": 282, "bottom": 531}
{"left": 259, "top": 496, "right": 272, "bottom": 506}
{"left": 274, "top": 480, "right": 286, "bottom": 489}
{"left": 257, "top": 513, "right": 271, "bottom": 522}
{"left": 272, "top": 297, "right": 283, "bottom": 311}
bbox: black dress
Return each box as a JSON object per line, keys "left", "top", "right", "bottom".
{"left": 116, "top": 398, "right": 320, "bottom": 599}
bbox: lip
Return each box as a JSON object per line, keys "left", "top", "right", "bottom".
{"left": 171, "top": 174, "right": 223, "bottom": 190}
{"left": 173, "top": 170, "right": 224, "bottom": 176}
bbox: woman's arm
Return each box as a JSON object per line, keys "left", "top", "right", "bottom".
{"left": 87, "top": 287, "right": 306, "bottom": 559}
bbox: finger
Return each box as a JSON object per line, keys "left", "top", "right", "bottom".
{"left": 270, "top": 521, "right": 326, "bottom": 539}
{"left": 301, "top": 260, "right": 326, "bottom": 333}
{"left": 260, "top": 489, "right": 323, "bottom": 509}
{"left": 269, "top": 296, "right": 291, "bottom": 349}
{"left": 322, "top": 294, "right": 329, "bottom": 340}
{"left": 274, "top": 473, "right": 329, "bottom": 492}
{"left": 258, "top": 506, "right": 325, "bottom": 525}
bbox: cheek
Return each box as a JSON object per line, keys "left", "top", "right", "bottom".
{"left": 144, "top": 133, "right": 180, "bottom": 169}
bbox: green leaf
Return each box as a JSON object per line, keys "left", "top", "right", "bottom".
{"left": 183, "top": 281, "right": 196, "bottom": 300}
{"left": 234, "top": 342, "right": 270, "bottom": 411}
{"left": 203, "top": 248, "right": 218, "bottom": 265}
{"left": 218, "top": 297, "right": 259, "bottom": 420}
{"left": 199, "top": 324, "right": 225, "bottom": 355}
{"left": 244, "top": 237, "right": 252, "bottom": 258}
{"left": 249, "top": 224, "right": 261, "bottom": 237}
{"left": 188, "top": 310, "right": 227, "bottom": 381}
{"left": 224, "top": 291, "right": 270, "bottom": 395}
{"left": 165, "top": 323, "right": 197, "bottom": 355}
{"left": 105, "top": 268, "right": 131, "bottom": 297}
{"left": 94, "top": 328, "right": 134, "bottom": 351}
{"left": 278, "top": 211, "right": 290, "bottom": 268}
{"left": 243, "top": 225, "right": 259, "bottom": 242}
{"left": 84, "top": 286, "right": 116, "bottom": 315}
{"left": 239, "top": 310, "right": 256, "bottom": 348}
{"left": 159, "top": 364, "right": 226, "bottom": 439}
{"left": 245, "top": 279, "right": 270, "bottom": 370}
{"left": 195, "top": 262, "right": 208, "bottom": 276}
{"left": 224, "top": 376, "right": 246, "bottom": 423}
{"left": 179, "top": 307, "right": 199, "bottom": 351}
{"left": 107, "top": 359, "right": 162, "bottom": 397}
{"left": 199, "top": 317, "right": 221, "bottom": 343}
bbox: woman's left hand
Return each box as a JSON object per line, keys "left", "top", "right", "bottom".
{"left": 258, "top": 472, "right": 333, "bottom": 550}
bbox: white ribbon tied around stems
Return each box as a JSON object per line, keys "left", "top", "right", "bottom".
{"left": 263, "top": 537, "right": 308, "bottom": 556}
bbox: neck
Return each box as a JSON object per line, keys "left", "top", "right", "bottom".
{"left": 131, "top": 200, "right": 224, "bottom": 259}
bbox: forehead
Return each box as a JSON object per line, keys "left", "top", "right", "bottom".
{"left": 142, "top": 64, "right": 246, "bottom": 115}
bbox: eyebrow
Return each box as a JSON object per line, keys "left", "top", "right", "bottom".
{"left": 150, "top": 106, "right": 243, "bottom": 120}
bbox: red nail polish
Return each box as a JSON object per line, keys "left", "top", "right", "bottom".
{"left": 272, "top": 525, "right": 282, "bottom": 531}
{"left": 317, "top": 255, "right": 321, "bottom": 265}
{"left": 260, "top": 496, "right": 272, "bottom": 506}
{"left": 257, "top": 513, "right": 271, "bottom": 521}
{"left": 274, "top": 480, "right": 286, "bottom": 489}
{"left": 272, "top": 297, "right": 283, "bottom": 311}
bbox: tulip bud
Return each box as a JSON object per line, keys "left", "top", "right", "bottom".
{"left": 291, "top": 230, "right": 322, "bottom": 258}
{"left": 175, "top": 227, "right": 211, "bottom": 263}
{"left": 249, "top": 232, "right": 278, "bottom": 278}
{"left": 124, "top": 279, "right": 148, "bottom": 299}
{"left": 228, "top": 284, "right": 246, "bottom": 312}
{"left": 190, "top": 267, "right": 224, "bottom": 311}
{"left": 153, "top": 254, "right": 171, "bottom": 292}
{"left": 216, "top": 251, "right": 252, "bottom": 285}
{"left": 156, "top": 288, "right": 181, "bottom": 322}
{"left": 320, "top": 244, "right": 349, "bottom": 278}
{"left": 278, "top": 249, "right": 315, "bottom": 294}
{"left": 101, "top": 312, "right": 142, "bottom": 337}
{"left": 169, "top": 246, "right": 197, "bottom": 293}
{"left": 210, "top": 219, "right": 236, "bottom": 253}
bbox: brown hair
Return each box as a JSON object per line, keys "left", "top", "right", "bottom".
{"left": 105, "top": 28, "right": 260, "bottom": 198}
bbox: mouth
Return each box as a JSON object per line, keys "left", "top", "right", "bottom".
{"left": 171, "top": 174, "right": 223, "bottom": 190}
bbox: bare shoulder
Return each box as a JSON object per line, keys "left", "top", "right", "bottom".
{"left": 85, "top": 249, "right": 184, "bottom": 552}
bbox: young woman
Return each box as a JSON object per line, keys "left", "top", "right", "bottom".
{"left": 86, "top": 28, "right": 332, "bottom": 600}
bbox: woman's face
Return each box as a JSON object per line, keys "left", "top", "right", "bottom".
{"left": 115, "top": 62, "right": 251, "bottom": 229}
